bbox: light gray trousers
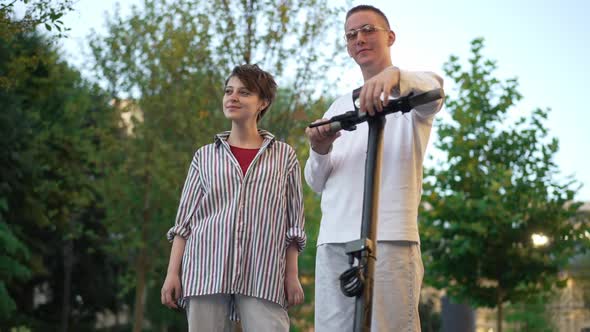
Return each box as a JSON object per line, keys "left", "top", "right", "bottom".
{"left": 315, "top": 241, "right": 424, "bottom": 332}
{"left": 187, "top": 294, "right": 289, "bottom": 332}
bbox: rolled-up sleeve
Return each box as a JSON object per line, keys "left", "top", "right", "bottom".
{"left": 285, "top": 148, "right": 306, "bottom": 252}
{"left": 166, "top": 151, "right": 202, "bottom": 241}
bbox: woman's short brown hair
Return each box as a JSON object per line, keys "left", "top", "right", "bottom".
{"left": 225, "top": 64, "right": 277, "bottom": 121}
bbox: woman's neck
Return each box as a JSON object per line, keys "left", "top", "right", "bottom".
{"left": 227, "top": 121, "right": 263, "bottom": 148}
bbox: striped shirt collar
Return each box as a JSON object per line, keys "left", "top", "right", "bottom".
{"left": 214, "top": 129, "right": 276, "bottom": 148}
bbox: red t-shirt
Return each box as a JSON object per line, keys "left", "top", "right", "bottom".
{"left": 229, "top": 145, "right": 259, "bottom": 175}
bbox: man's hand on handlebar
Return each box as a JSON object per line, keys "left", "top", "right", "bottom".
{"left": 305, "top": 119, "right": 342, "bottom": 155}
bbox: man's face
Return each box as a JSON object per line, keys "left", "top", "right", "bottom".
{"left": 345, "top": 11, "right": 394, "bottom": 67}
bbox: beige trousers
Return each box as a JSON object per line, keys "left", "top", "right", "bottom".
{"left": 315, "top": 241, "right": 424, "bottom": 332}
{"left": 187, "top": 294, "right": 289, "bottom": 332}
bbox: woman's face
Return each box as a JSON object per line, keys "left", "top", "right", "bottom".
{"left": 223, "top": 76, "right": 268, "bottom": 123}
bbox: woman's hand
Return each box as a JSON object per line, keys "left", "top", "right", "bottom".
{"left": 285, "top": 275, "right": 304, "bottom": 306}
{"left": 161, "top": 273, "right": 182, "bottom": 309}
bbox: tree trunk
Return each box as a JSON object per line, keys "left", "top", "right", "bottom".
{"left": 132, "top": 174, "right": 152, "bottom": 332}
{"left": 496, "top": 289, "right": 503, "bottom": 332}
{"left": 132, "top": 246, "right": 148, "bottom": 332}
{"left": 243, "top": 0, "right": 253, "bottom": 64}
{"left": 60, "top": 238, "right": 73, "bottom": 332}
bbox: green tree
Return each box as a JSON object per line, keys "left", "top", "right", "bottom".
{"left": 420, "top": 38, "right": 590, "bottom": 332}
{"left": 0, "top": 0, "right": 75, "bottom": 89}
{"left": 0, "top": 0, "right": 73, "bottom": 36}
{"left": 0, "top": 20, "right": 123, "bottom": 330}
{"left": 0, "top": 16, "right": 33, "bottom": 322}
{"left": 505, "top": 293, "right": 555, "bottom": 332}
{"left": 0, "top": 219, "right": 30, "bottom": 321}
{"left": 88, "top": 0, "right": 345, "bottom": 330}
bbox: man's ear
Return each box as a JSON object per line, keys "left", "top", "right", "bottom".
{"left": 388, "top": 30, "right": 396, "bottom": 47}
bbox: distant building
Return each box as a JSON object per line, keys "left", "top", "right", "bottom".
{"left": 111, "top": 99, "right": 143, "bottom": 136}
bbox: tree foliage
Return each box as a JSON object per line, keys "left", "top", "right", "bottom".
{"left": 1, "top": 0, "right": 75, "bottom": 89}
{"left": 420, "top": 38, "right": 590, "bottom": 331}
{"left": 0, "top": 0, "right": 73, "bottom": 36}
{"left": 505, "top": 293, "right": 555, "bottom": 332}
{"left": 0, "top": 16, "right": 123, "bottom": 330}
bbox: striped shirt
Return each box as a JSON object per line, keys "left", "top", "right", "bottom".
{"left": 167, "top": 130, "right": 306, "bottom": 311}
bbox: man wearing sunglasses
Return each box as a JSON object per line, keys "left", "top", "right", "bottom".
{"left": 304, "top": 5, "right": 444, "bottom": 331}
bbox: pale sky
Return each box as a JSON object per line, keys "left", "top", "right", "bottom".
{"left": 60, "top": 0, "right": 590, "bottom": 201}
